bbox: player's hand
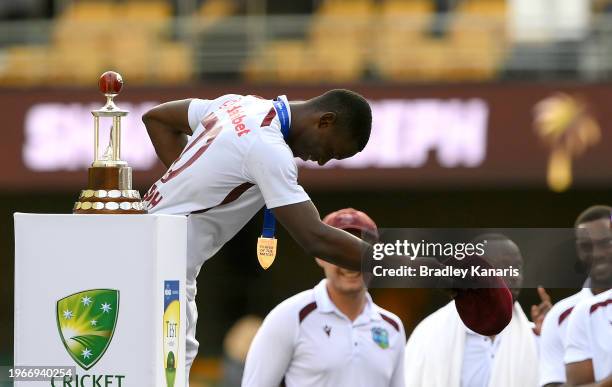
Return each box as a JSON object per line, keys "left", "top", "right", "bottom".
{"left": 530, "top": 286, "right": 552, "bottom": 335}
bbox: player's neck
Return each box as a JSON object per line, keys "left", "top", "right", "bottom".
{"left": 325, "top": 282, "right": 367, "bottom": 322}
{"left": 286, "top": 102, "right": 309, "bottom": 146}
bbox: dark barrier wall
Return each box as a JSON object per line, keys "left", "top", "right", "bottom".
{"left": 0, "top": 82, "right": 611, "bottom": 191}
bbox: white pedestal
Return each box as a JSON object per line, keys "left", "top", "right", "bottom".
{"left": 14, "top": 213, "right": 187, "bottom": 386}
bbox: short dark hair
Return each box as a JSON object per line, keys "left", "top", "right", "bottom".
{"left": 574, "top": 205, "right": 612, "bottom": 227}
{"left": 313, "top": 89, "right": 372, "bottom": 151}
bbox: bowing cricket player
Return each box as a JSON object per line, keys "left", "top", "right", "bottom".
{"left": 142, "top": 90, "right": 374, "bottom": 383}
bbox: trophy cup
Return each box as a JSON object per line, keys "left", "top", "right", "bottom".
{"left": 73, "top": 71, "right": 147, "bottom": 214}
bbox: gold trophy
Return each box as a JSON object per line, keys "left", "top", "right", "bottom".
{"left": 73, "top": 71, "right": 147, "bottom": 214}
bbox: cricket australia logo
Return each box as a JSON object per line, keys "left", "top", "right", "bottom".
{"left": 56, "top": 289, "right": 119, "bottom": 370}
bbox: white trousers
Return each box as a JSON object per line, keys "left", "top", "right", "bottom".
{"left": 185, "top": 298, "right": 199, "bottom": 387}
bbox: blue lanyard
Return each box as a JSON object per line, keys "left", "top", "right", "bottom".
{"left": 274, "top": 98, "right": 291, "bottom": 139}
{"left": 262, "top": 97, "right": 290, "bottom": 238}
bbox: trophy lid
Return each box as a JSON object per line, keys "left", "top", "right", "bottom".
{"left": 92, "top": 71, "right": 128, "bottom": 117}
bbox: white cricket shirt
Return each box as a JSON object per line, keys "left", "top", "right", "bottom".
{"left": 145, "top": 94, "right": 310, "bottom": 300}
{"left": 242, "top": 279, "right": 406, "bottom": 387}
{"left": 461, "top": 327, "right": 506, "bottom": 387}
{"left": 564, "top": 288, "right": 612, "bottom": 382}
{"left": 539, "top": 288, "right": 593, "bottom": 386}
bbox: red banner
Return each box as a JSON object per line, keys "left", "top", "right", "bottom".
{"left": 1, "top": 83, "right": 611, "bottom": 191}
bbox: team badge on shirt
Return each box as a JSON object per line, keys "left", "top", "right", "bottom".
{"left": 371, "top": 327, "right": 389, "bottom": 349}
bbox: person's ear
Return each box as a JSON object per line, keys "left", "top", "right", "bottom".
{"left": 318, "top": 112, "right": 336, "bottom": 129}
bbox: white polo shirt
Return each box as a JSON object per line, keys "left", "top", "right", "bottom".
{"left": 564, "top": 288, "right": 612, "bottom": 382}
{"left": 242, "top": 279, "right": 406, "bottom": 387}
{"left": 539, "top": 288, "right": 593, "bottom": 386}
{"left": 461, "top": 326, "right": 507, "bottom": 387}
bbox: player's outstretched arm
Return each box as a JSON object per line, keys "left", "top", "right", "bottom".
{"left": 273, "top": 201, "right": 451, "bottom": 280}
{"left": 272, "top": 201, "right": 370, "bottom": 271}
{"left": 142, "top": 99, "right": 193, "bottom": 168}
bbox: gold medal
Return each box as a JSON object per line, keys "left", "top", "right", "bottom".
{"left": 257, "top": 237, "right": 277, "bottom": 269}
{"left": 256, "top": 101, "right": 289, "bottom": 270}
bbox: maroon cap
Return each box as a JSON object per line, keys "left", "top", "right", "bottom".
{"left": 322, "top": 208, "right": 379, "bottom": 241}
{"left": 447, "top": 255, "right": 514, "bottom": 336}
{"left": 455, "top": 287, "right": 513, "bottom": 336}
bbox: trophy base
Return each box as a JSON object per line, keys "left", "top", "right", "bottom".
{"left": 74, "top": 189, "right": 147, "bottom": 214}
{"left": 73, "top": 166, "right": 147, "bottom": 214}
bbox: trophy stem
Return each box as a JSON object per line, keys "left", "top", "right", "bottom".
{"left": 94, "top": 116, "right": 99, "bottom": 162}
{"left": 103, "top": 95, "right": 118, "bottom": 112}
{"left": 112, "top": 116, "right": 120, "bottom": 161}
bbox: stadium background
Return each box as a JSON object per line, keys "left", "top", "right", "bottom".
{"left": 1, "top": 0, "right": 611, "bottom": 385}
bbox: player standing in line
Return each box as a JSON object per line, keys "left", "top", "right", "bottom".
{"left": 564, "top": 288, "right": 612, "bottom": 386}
{"left": 538, "top": 205, "right": 611, "bottom": 387}
{"left": 563, "top": 209, "right": 612, "bottom": 386}
{"left": 404, "top": 234, "right": 549, "bottom": 387}
{"left": 242, "top": 208, "right": 405, "bottom": 387}
{"left": 141, "top": 90, "right": 375, "bottom": 382}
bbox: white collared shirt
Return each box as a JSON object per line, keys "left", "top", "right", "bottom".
{"left": 242, "top": 279, "right": 406, "bottom": 387}
{"left": 565, "top": 288, "right": 612, "bottom": 382}
{"left": 461, "top": 326, "right": 507, "bottom": 387}
{"left": 539, "top": 288, "right": 593, "bottom": 386}
{"left": 460, "top": 302, "right": 540, "bottom": 387}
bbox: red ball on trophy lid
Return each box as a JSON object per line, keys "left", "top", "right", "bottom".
{"left": 98, "top": 71, "right": 123, "bottom": 95}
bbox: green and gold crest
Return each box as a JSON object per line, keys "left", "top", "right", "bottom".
{"left": 56, "top": 289, "right": 119, "bottom": 370}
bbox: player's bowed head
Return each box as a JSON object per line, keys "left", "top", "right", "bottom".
{"left": 286, "top": 89, "right": 372, "bottom": 166}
